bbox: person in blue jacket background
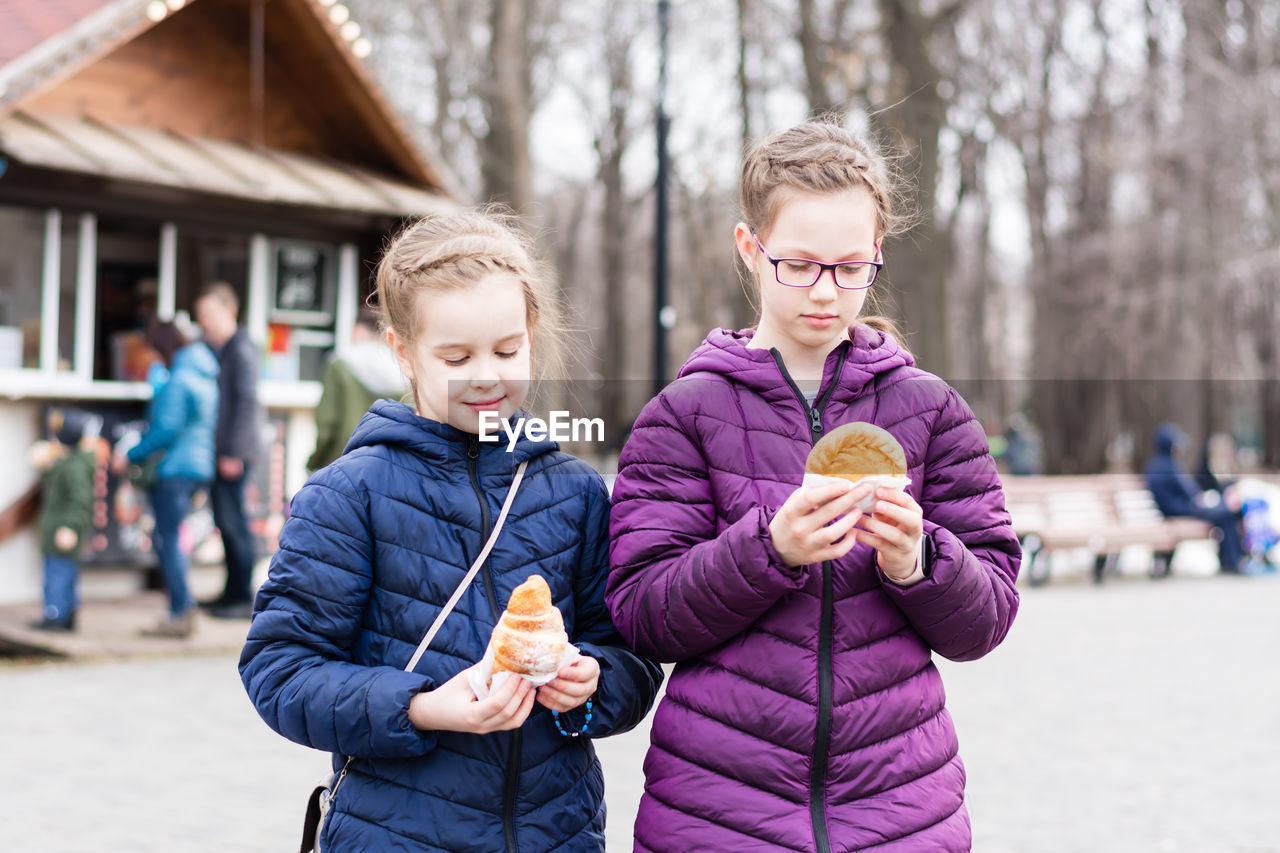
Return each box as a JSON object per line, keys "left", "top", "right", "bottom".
{"left": 239, "top": 208, "right": 663, "bottom": 852}
{"left": 1144, "top": 422, "right": 1245, "bottom": 574}
{"left": 112, "top": 317, "right": 219, "bottom": 637}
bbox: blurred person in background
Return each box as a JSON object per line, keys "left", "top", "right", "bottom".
{"left": 307, "top": 308, "right": 407, "bottom": 472}
{"left": 1145, "top": 422, "right": 1246, "bottom": 574}
{"left": 113, "top": 319, "right": 218, "bottom": 637}
{"left": 194, "top": 283, "right": 263, "bottom": 620}
{"left": 28, "top": 408, "right": 100, "bottom": 632}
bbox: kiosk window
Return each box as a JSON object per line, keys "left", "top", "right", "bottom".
{"left": 0, "top": 205, "right": 46, "bottom": 369}
{"left": 0, "top": 204, "right": 82, "bottom": 373}
{"left": 95, "top": 221, "right": 160, "bottom": 381}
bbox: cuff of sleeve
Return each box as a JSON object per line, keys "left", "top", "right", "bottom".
{"left": 393, "top": 672, "right": 439, "bottom": 748}
{"left": 757, "top": 506, "right": 812, "bottom": 582}
{"left": 882, "top": 532, "right": 932, "bottom": 587}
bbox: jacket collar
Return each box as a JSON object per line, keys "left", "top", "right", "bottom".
{"left": 344, "top": 399, "right": 557, "bottom": 471}
{"left": 677, "top": 324, "right": 913, "bottom": 405}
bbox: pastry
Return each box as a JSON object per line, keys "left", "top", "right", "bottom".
{"left": 490, "top": 574, "right": 568, "bottom": 680}
{"left": 804, "top": 422, "right": 907, "bottom": 483}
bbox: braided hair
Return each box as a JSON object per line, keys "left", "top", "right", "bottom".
{"left": 374, "top": 206, "right": 569, "bottom": 391}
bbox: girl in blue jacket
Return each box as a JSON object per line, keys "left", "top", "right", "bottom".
{"left": 240, "top": 208, "right": 662, "bottom": 852}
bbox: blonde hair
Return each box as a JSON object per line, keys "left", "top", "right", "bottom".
{"left": 374, "top": 206, "right": 568, "bottom": 398}
{"left": 739, "top": 115, "right": 914, "bottom": 345}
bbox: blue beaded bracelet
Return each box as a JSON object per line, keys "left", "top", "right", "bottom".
{"left": 551, "top": 698, "right": 593, "bottom": 737}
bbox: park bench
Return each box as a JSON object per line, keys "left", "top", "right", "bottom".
{"left": 999, "top": 474, "right": 1213, "bottom": 586}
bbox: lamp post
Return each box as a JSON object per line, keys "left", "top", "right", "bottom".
{"left": 653, "top": 0, "right": 671, "bottom": 396}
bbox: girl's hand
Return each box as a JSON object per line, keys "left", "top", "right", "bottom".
{"left": 408, "top": 665, "right": 535, "bottom": 734}
{"left": 855, "top": 487, "right": 924, "bottom": 581}
{"left": 769, "top": 480, "right": 869, "bottom": 568}
{"left": 536, "top": 654, "right": 600, "bottom": 712}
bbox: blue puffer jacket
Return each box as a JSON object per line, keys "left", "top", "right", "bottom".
{"left": 240, "top": 400, "right": 663, "bottom": 853}
{"left": 127, "top": 343, "right": 218, "bottom": 482}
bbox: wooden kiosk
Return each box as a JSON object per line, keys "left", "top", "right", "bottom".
{"left": 0, "top": 0, "right": 454, "bottom": 603}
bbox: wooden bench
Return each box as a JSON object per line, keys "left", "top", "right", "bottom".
{"left": 999, "top": 474, "right": 1214, "bottom": 586}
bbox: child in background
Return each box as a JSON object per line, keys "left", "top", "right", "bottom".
{"left": 607, "top": 117, "right": 1021, "bottom": 852}
{"left": 240, "top": 208, "right": 662, "bottom": 852}
{"left": 29, "top": 408, "right": 100, "bottom": 632}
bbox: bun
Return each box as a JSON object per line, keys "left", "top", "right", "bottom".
{"left": 804, "top": 422, "right": 907, "bottom": 483}
{"left": 490, "top": 575, "right": 568, "bottom": 681}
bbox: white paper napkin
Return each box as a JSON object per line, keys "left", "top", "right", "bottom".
{"left": 801, "top": 472, "right": 912, "bottom": 512}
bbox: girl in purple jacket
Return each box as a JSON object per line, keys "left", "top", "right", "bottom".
{"left": 606, "top": 118, "right": 1021, "bottom": 852}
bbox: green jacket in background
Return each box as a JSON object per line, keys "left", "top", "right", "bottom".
{"left": 307, "top": 340, "right": 407, "bottom": 472}
{"left": 41, "top": 448, "right": 96, "bottom": 557}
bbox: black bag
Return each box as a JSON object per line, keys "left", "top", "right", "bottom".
{"left": 300, "top": 765, "right": 346, "bottom": 853}
{"left": 300, "top": 778, "right": 329, "bottom": 853}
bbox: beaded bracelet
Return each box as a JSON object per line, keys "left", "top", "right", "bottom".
{"left": 551, "top": 698, "right": 593, "bottom": 738}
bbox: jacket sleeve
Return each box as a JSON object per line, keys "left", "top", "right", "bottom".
{"left": 219, "top": 334, "right": 261, "bottom": 461}
{"left": 238, "top": 465, "right": 437, "bottom": 759}
{"left": 45, "top": 457, "right": 94, "bottom": 550}
{"left": 606, "top": 390, "right": 811, "bottom": 663}
{"left": 877, "top": 386, "right": 1021, "bottom": 662}
{"left": 561, "top": 477, "right": 663, "bottom": 738}
{"left": 1145, "top": 458, "right": 1199, "bottom": 517}
{"left": 127, "top": 381, "right": 186, "bottom": 463}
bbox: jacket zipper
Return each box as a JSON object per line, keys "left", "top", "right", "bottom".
{"left": 467, "top": 436, "right": 521, "bottom": 853}
{"left": 770, "top": 347, "right": 846, "bottom": 853}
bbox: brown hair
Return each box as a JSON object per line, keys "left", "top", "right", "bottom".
{"left": 739, "top": 115, "right": 914, "bottom": 345}
{"left": 374, "top": 206, "right": 568, "bottom": 397}
{"left": 145, "top": 318, "right": 192, "bottom": 368}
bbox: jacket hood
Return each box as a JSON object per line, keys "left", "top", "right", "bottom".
{"left": 340, "top": 340, "right": 408, "bottom": 397}
{"left": 678, "top": 324, "right": 914, "bottom": 398}
{"left": 344, "top": 399, "right": 559, "bottom": 467}
{"left": 172, "top": 342, "right": 219, "bottom": 379}
{"left": 1153, "top": 422, "right": 1187, "bottom": 456}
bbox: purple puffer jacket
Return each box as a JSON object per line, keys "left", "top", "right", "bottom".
{"left": 607, "top": 326, "right": 1020, "bottom": 852}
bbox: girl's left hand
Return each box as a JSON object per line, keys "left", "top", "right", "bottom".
{"left": 536, "top": 654, "right": 600, "bottom": 712}
{"left": 855, "top": 487, "right": 924, "bottom": 581}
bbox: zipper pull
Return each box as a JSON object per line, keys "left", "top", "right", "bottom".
{"left": 809, "top": 407, "right": 823, "bottom": 436}
{"left": 467, "top": 435, "right": 480, "bottom": 460}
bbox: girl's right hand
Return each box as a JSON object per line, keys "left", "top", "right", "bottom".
{"left": 769, "top": 480, "right": 869, "bottom": 568}
{"left": 408, "top": 666, "right": 535, "bottom": 734}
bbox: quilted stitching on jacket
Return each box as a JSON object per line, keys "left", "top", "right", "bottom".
{"left": 608, "top": 325, "right": 1020, "bottom": 852}
{"left": 241, "top": 400, "right": 661, "bottom": 853}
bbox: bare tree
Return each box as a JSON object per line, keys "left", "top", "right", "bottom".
{"left": 479, "top": 0, "right": 535, "bottom": 213}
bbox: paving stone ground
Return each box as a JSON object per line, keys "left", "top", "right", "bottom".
{"left": 2, "top": 572, "right": 1277, "bottom": 852}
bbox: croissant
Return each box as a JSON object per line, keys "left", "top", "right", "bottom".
{"left": 805, "top": 422, "right": 907, "bottom": 483}
{"left": 490, "top": 575, "right": 568, "bottom": 681}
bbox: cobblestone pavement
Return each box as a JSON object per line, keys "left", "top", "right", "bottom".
{"left": 2, "top": 573, "right": 1277, "bottom": 852}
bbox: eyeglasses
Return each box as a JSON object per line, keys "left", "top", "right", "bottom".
{"left": 753, "top": 234, "right": 883, "bottom": 290}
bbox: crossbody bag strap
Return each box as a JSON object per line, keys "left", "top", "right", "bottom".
{"left": 405, "top": 458, "right": 529, "bottom": 673}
